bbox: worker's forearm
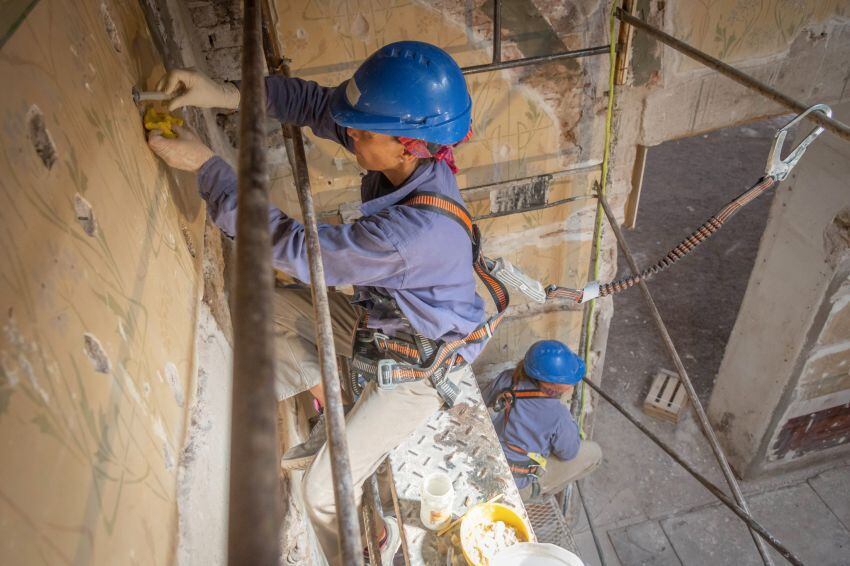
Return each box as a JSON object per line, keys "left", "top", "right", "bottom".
{"left": 264, "top": 76, "right": 352, "bottom": 149}
{"left": 197, "top": 155, "right": 239, "bottom": 238}
{"left": 195, "top": 156, "right": 404, "bottom": 287}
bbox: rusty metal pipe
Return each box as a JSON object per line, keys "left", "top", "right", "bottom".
{"left": 492, "top": 0, "right": 501, "bottom": 64}
{"left": 462, "top": 45, "right": 610, "bottom": 75}
{"left": 363, "top": 473, "right": 384, "bottom": 566}
{"left": 616, "top": 8, "right": 850, "bottom": 143}
{"left": 258, "top": 4, "right": 363, "bottom": 563}
{"left": 227, "top": 0, "right": 282, "bottom": 564}
{"left": 596, "top": 193, "right": 775, "bottom": 565}
{"left": 288, "top": 108, "right": 363, "bottom": 566}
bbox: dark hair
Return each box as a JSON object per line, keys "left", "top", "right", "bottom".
{"left": 521, "top": 366, "right": 574, "bottom": 396}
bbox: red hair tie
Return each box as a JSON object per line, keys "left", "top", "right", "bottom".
{"left": 397, "top": 128, "right": 473, "bottom": 174}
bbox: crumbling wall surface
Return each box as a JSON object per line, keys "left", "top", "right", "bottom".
{"left": 707, "top": 102, "right": 850, "bottom": 477}
{"left": 0, "top": 1, "right": 208, "bottom": 564}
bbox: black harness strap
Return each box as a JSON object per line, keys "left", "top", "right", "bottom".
{"left": 349, "top": 191, "right": 511, "bottom": 406}
{"left": 494, "top": 368, "right": 559, "bottom": 487}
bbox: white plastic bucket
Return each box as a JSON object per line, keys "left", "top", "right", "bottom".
{"left": 491, "top": 542, "right": 585, "bottom": 566}
{"left": 419, "top": 472, "right": 454, "bottom": 530}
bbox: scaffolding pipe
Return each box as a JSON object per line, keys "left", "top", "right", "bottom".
{"left": 596, "top": 193, "right": 776, "bottom": 565}
{"left": 492, "top": 0, "right": 501, "bottom": 64}
{"left": 286, "top": 90, "right": 363, "bottom": 566}
{"left": 583, "top": 378, "right": 803, "bottom": 565}
{"left": 227, "top": 0, "right": 282, "bottom": 564}
{"left": 259, "top": 5, "right": 363, "bottom": 564}
{"left": 576, "top": 480, "right": 608, "bottom": 566}
{"left": 462, "top": 45, "right": 610, "bottom": 75}
{"left": 616, "top": 8, "right": 850, "bottom": 143}
{"left": 363, "top": 473, "right": 384, "bottom": 566}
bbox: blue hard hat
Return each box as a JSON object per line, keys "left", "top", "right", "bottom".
{"left": 523, "top": 340, "right": 586, "bottom": 385}
{"left": 329, "top": 41, "right": 472, "bottom": 145}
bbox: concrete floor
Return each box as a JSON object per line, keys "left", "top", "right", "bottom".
{"left": 572, "top": 119, "right": 850, "bottom": 565}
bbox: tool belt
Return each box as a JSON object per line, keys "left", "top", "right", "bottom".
{"left": 345, "top": 191, "right": 510, "bottom": 408}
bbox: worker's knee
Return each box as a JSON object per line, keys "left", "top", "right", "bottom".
{"left": 302, "top": 465, "right": 335, "bottom": 518}
{"left": 580, "top": 440, "right": 603, "bottom": 469}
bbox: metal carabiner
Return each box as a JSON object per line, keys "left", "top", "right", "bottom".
{"left": 765, "top": 103, "right": 832, "bottom": 182}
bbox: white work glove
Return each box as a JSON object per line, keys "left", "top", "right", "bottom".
{"left": 148, "top": 126, "right": 215, "bottom": 172}
{"left": 157, "top": 69, "right": 240, "bottom": 111}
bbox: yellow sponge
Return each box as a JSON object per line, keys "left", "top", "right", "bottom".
{"left": 143, "top": 107, "right": 184, "bottom": 138}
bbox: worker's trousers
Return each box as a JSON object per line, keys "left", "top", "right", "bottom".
{"left": 274, "top": 285, "right": 462, "bottom": 565}
{"left": 271, "top": 285, "right": 358, "bottom": 400}
{"left": 518, "top": 440, "right": 603, "bottom": 501}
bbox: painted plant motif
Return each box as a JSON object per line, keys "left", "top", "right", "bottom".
{"left": 0, "top": 1, "right": 204, "bottom": 564}
{"left": 675, "top": 0, "right": 849, "bottom": 70}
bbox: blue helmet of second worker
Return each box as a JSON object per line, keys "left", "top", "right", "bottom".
{"left": 523, "top": 340, "right": 586, "bottom": 386}
{"left": 330, "top": 40, "right": 473, "bottom": 173}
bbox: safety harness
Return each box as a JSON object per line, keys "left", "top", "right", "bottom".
{"left": 492, "top": 367, "right": 555, "bottom": 495}
{"left": 347, "top": 191, "right": 510, "bottom": 407}
{"left": 347, "top": 106, "right": 832, "bottom": 409}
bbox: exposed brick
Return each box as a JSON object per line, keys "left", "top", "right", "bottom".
{"left": 190, "top": 5, "right": 218, "bottom": 29}
{"left": 205, "top": 25, "right": 241, "bottom": 49}
{"left": 203, "top": 47, "right": 242, "bottom": 80}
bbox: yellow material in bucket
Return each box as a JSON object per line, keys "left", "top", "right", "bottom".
{"left": 143, "top": 107, "right": 184, "bottom": 138}
{"left": 459, "top": 503, "right": 531, "bottom": 566}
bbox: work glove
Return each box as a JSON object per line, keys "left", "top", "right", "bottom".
{"left": 157, "top": 69, "right": 240, "bottom": 111}
{"left": 148, "top": 126, "right": 215, "bottom": 172}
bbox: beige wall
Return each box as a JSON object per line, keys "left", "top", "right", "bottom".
{"left": 672, "top": 0, "right": 849, "bottom": 70}
{"left": 0, "top": 1, "right": 206, "bottom": 563}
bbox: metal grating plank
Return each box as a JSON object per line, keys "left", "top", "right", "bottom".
{"left": 525, "top": 495, "right": 577, "bottom": 551}
{"left": 386, "top": 367, "right": 534, "bottom": 565}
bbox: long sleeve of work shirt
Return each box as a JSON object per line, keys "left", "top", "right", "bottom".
{"left": 196, "top": 77, "right": 407, "bottom": 288}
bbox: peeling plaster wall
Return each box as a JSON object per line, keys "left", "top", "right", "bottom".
{"left": 0, "top": 1, "right": 210, "bottom": 564}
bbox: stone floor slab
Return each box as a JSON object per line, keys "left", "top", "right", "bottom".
{"left": 808, "top": 464, "right": 850, "bottom": 530}
{"left": 574, "top": 527, "right": 622, "bottom": 566}
{"left": 662, "top": 483, "right": 850, "bottom": 565}
{"left": 608, "top": 520, "right": 682, "bottom": 566}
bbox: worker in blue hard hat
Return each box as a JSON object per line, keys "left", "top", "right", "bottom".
{"left": 483, "top": 340, "right": 603, "bottom": 501}
{"left": 148, "top": 41, "right": 481, "bottom": 564}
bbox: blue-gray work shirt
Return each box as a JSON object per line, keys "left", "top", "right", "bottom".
{"left": 482, "top": 370, "right": 581, "bottom": 488}
{"left": 196, "top": 76, "right": 487, "bottom": 361}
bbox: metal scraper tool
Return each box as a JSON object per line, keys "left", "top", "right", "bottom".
{"left": 131, "top": 86, "right": 173, "bottom": 104}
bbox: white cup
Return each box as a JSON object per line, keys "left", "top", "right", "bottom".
{"left": 419, "top": 472, "right": 454, "bottom": 530}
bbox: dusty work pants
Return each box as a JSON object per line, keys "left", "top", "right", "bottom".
{"left": 275, "top": 285, "right": 463, "bottom": 564}
{"left": 518, "top": 440, "right": 603, "bottom": 501}
{"left": 271, "top": 286, "right": 359, "bottom": 400}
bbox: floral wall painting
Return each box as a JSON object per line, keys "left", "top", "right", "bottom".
{"left": 672, "top": 0, "right": 850, "bottom": 71}
{"left": 0, "top": 1, "right": 204, "bottom": 564}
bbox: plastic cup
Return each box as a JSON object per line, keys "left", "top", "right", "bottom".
{"left": 419, "top": 472, "right": 454, "bottom": 530}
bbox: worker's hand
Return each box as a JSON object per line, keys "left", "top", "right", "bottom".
{"left": 157, "top": 69, "right": 240, "bottom": 111}
{"left": 148, "top": 126, "right": 215, "bottom": 172}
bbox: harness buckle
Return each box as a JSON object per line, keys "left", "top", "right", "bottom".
{"left": 372, "top": 332, "right": 389, "bottom": 347}
{"left": 490, "top": 257, "right": 547, "bottom": 303}
{"left": 375, "top": 359, "right": 397, "bottom": 390}
{"left": 765, "top": 103, "right": 832, "bottom": 182}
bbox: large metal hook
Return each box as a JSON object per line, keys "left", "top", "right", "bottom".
{"left": 765, "top": 103, "right": 832, "bottom": 181}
